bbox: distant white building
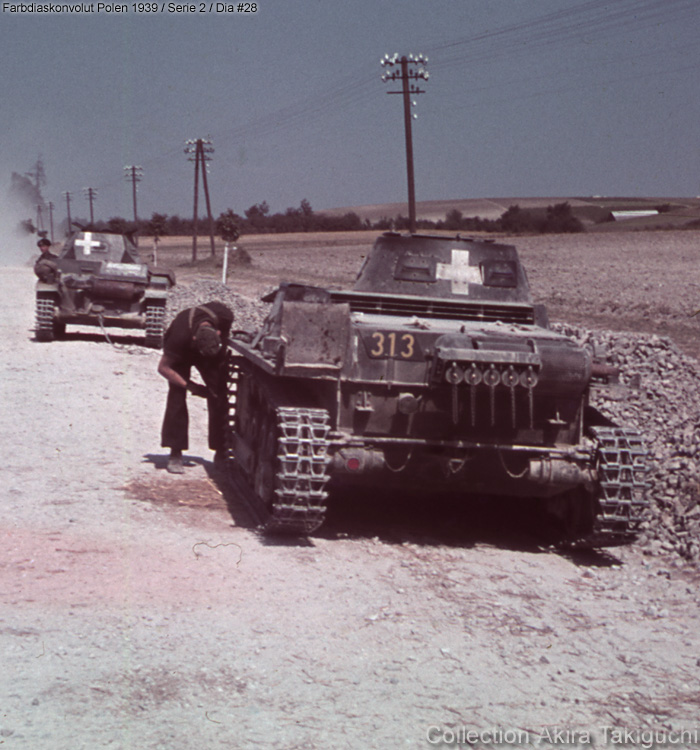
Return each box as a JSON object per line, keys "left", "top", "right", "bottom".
{"left": 610, "top": 209, "right": 659, "bottom": 221}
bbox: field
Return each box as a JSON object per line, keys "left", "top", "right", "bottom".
{"left": 152, "top": 227, "right": 700, "bottom": 358}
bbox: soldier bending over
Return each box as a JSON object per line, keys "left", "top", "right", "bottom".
{"left": 157, "top": 301, "right": 234, "bottom": 474}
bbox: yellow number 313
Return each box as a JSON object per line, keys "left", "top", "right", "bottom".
{"left": 369, "top": 331, "right": 416, "bottom": 359}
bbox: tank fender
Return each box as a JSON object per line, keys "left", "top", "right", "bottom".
{"left": 36, "top": 280, "right": 60, "bottom": 293}
{"left": 148, "top": 269, "right": 176, "bottom": 287}
{"left": 143, "top": 289, "right": 169, "bottom": 301}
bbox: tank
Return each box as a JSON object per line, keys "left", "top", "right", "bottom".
{"left": 34, "top": 229, "right": 175, "bottom": 347}
{"left": 226, "top": 232, "right": 648, "bottom": 544}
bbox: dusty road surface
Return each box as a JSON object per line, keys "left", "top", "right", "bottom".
{"left": 2, "top": 258, "right": 700, "bottom": 750}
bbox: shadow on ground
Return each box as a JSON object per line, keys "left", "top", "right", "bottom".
{"left": 319, "top": 487, "right": 624, "bottom": 567}
{"left": 33, "top": 329, "right": 154, "bottom": 349}
{"left": 139, "top": 453, "right": 258, "bottom": 530}
{"left": 136, "top": 455, "right": 624, "bottom": 566}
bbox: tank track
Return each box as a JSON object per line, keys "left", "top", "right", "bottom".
{"left": 144, "top": 303, "right": 166, "bottom": 348}
{"left": 224, "top": 355, "right": 331, "bottom": 534}
{"left": 582, "top": 425, "right": 649, "bottom": 546}
{"left": 264, "top": 407, "right": 332, "bottom": 534}
{"left": 35, "top": 294, "right": 56, "bottom": 342}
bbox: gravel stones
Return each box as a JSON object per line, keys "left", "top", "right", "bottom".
{"left": 166, "top": 278, "right": 270, "bottom": 336}
{"left": 555, "top": 323, "right": 700, "bottom": 564}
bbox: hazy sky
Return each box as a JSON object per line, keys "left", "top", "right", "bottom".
{"left": 2, "top": 0, "right": 699, "bottom": 226}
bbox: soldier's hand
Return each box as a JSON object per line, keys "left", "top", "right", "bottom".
{"left": 187, "top": 381, "right": 209, "bottom": 398}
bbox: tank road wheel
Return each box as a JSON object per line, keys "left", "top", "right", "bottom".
{"left": 35, "top": 293, "right": 57, "bottom": 342}
{"left": 145, "top": 302, "right": 166, "bottom": 349}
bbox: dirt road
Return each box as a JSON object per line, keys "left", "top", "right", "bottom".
{"left": 2, "top": 264, "right": 700, "bottom": 749}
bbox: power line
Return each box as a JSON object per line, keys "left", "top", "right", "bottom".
{"left": 50, "top": 0, "right": 700, "bottom": 215}
{"left": 427, "top": 0, "right": 699, "bottom": 72}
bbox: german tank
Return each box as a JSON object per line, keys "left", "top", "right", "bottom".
{"left": 34, "top": 229, "right": 175, "bottom": 347}
{"left": 226, "top": 232, "right": 648, "bottom": 543}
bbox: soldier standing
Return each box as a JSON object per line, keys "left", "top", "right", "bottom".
{"left": 157, "top": 301, "right": 234, "bottom": 474}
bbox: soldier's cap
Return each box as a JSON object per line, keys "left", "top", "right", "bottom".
{"left": 37, "top": 238, "right": 51, "bottom": 247}
{"left": 194, "top": 325, "right": 222, "bottom": 357}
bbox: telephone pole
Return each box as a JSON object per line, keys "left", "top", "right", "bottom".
{"left": 381, "top": 53, "right": 429, "bottom": 234}
{"left": 63, "top": 191, "right": 73, "bottom": 233}
{"left": 184, "top": 138, "right": 216, "bottom": 262}
{"left": 48, "top": 201, "right": 55, "bottom": 242}
{"left": 83, "top": 187, "right": 97, "bottom": 225}
{"left": 123, "top": 165, "right": 143, "bottom": 222}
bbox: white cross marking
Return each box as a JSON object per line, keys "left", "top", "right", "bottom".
{"left": 74, "top": 232, "right": 103, "bottom": 256}
{"left": 436, "top": 249, "right": 482, "bottom": 295}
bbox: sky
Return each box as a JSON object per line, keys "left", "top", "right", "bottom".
{"left": 1, "top": 0, "right": 699, "bottom": 230}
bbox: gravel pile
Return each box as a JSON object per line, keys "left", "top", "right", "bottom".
{"left": 165, "top": 278, "right": 270, "bottom": 335}
{"left": 165, "top": 279, "right": 700, "bottom": 563}
{"left": 555, "top": 323, "right": 700, "bottom": 563}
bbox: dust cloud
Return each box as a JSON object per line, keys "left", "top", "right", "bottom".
{"left": 0, "top": 206, "right": 37, "bottom": 267}
{"left": 1, "top": 172, "right": 42, "bottom": 267}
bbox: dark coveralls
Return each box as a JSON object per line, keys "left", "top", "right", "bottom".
{"left": 160, "top": 302, "right": 234, "bottom": 453}
{"left": 34, "top": 250, "right": 59, "bottom": 282}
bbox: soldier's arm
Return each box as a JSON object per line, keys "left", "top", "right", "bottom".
{"left": 157, "top": 353, "right": 188, "bottom": 389}
{"left": 157, "top": 353, "right": 209, "bottom": 396}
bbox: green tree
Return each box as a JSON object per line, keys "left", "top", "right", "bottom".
{"left": 146, "top": 213, "right": 169, "bottom": 239}
{"left": 244, "top": 201, "right": 270, "bottom": 231}
{"left": 107, "top": 217, "right": 130, "bottom": 234}
{"left": 542, "top": 202, "right": 583, "bottom": 233}
{"left": 216, "top": 209, "right": 241, "bottom": 242}
{"left": 444, "top": 208, "right": 464, "bottom": 231}
{"left": 499, "top": 205, "right": 535, "bottom": 233}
